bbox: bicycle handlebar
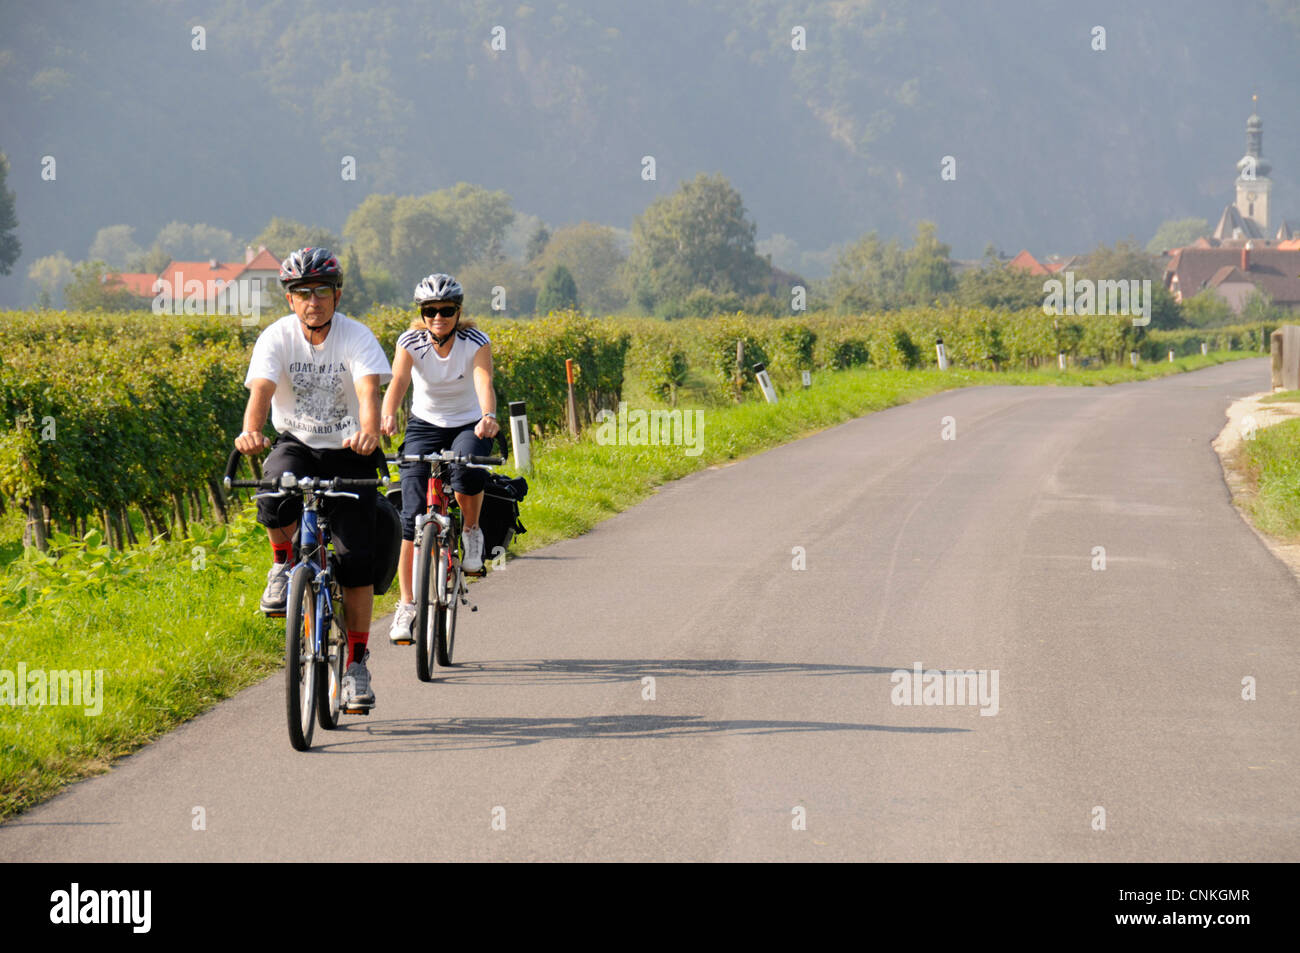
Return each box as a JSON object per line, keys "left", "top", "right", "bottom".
{"left": 389, "top": 451, "right": 504, "bottom": 467}
{"left": 223, "top": 446, "right": 391, "bottom": 492}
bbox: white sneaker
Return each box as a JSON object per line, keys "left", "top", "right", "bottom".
{"left": 341, "top": 650, "right": 375, "bottom": 710}
{"left": 462, "top": 525, "right": 485, "bottom": 573}
{"left": 389, "top": 601, "right": 417, "bottom": 644}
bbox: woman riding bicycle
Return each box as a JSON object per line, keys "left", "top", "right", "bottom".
{"left": 381, "top": 273, "right": 500, "bottom": 645}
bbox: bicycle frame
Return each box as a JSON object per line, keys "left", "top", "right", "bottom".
{"left": 297, "top": 502, "right": 337, "bottom": 666}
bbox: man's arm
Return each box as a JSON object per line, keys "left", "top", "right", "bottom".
{"left": 236, "top": 379, "right": 276, "bottom": 454}
{"left": 344, "top": 373, "right": 382, "bottom": 456}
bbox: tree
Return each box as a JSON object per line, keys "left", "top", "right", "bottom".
{"left": 127, "top": 243, "right": 173, "bottom": 275}
{"left": 88, "top": 225, "right": 143, "bottom": 270}
{"left": 536, "top": 265, "right": 580, "bottom": 313}
{"left": 338, "top": 249, "right": 371, "bottom": 316}
{"left": 27, "top": 252, "right": 72, "bottom": 308}
{"left": 533, "top": 222, "right": 629, "bottom": 314}
{"left": 625, "top": 173, "right": 769, "bottom": 311}
{"left": 1180, "top": 289, "right": 1235, "bottom": 328}
{"left": 828, "top": 231, "right": 907, "bottom": 311}
{"left": 342, "top": 184, "right": 514, "bottom": 292}
{"left": 1241, "top": 287, "right": 1284, "bottom": 324}
{"left": 1080, "top": 239, "right": 1164, "bottom": 283}
{"left": 1146, "top": 218, "right": 1209, "bottom": 254}
{"left": 902, "top": 221, "right": 956, "bottom": 303}
{"left": 342, "top": 194, "right": 398, "bottom": 272}
{"left": 252, "top": 218, "right": 339, "bottom": 260}
{"left": 153, "top": 222, "right": 240, "bottom": 261}
{"left": 0, "top": 152, "right": 20, "bottom": 275}
{"left": 525, "top": 223, "right": 550, "bottom": 262}
{"left": 63, "top": 260, "right": 147, "bottom": 311}
{"left": 956, "top": 247, "right": 1045, "bottom": 311}
{"left": 457, "top": 257, "right": 536, "bottom": 316}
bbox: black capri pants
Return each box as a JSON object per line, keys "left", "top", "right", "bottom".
{"left": 398, "top": 416, "right": 493, "bottom": 541}
{"left": 256, "top": 433, "right": 379, "bottom": 588}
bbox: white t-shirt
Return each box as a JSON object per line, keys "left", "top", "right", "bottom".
{"left": 397, "top": 325, "right": 490, "bottom": 427}
{"left": 245, "top": 313, "right": 393, "bottom": 449}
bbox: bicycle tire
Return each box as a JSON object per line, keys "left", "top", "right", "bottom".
{"left": 285, "top": 563, "right": 317, "bottom": 751}
{"left": 414, "top": 528, "right": 440, "bottom": 682}
{"left": 438, "top": 559, "right": 460, "bottom": 666}
{"left": 317, "top": 590, "right": 346, "bottom": 730}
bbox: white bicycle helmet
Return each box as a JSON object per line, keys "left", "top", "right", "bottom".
{"left": 413, "top": 273, "right": 464, "bottom": 305}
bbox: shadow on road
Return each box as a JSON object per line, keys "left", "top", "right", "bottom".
{"left": 311, "top": 713, "right": 968, "bottom": 754}
{"left": 422, "top": 657, "right": 907, "bottom": 687}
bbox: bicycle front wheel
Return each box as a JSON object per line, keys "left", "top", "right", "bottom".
{"left": 414, "top": 530, "right": 443, "bottom": 682}
{"left": 285, "top": 564, "right": 318, "bottom": 751}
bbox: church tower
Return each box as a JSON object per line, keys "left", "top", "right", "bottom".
{"left": 1235, "top": 96, "right": 1272, "bottom": 234}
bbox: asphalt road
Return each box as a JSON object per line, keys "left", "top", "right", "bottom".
{"left": 4, "top": 357, "right": 1297, "bottom": 861}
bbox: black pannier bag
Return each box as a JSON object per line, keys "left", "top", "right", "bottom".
{"left": 478, "top": 473, "right": 527, "bottom": 565}
{"left": 372, "top": 489, "right": 403, "bottom": 595}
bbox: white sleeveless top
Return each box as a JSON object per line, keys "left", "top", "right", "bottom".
{"left": 397, "top": 325, "right": 490, "bottom": 427}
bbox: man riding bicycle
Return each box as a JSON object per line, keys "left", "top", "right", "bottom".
{"left": 380, "top": 273, "right": 500, "bottom": 645}
{"left": 236, "top": 247, "right": 393, "bottom": 711}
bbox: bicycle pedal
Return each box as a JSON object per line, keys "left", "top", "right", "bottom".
{"left": 262, "top": 609, "right": 287, "bottom": 619}
{"left": 341, "top": 707, "right": 371, "bottom": 716}
{"left": 392, "top": 639, "right": 414, "bottom": 646}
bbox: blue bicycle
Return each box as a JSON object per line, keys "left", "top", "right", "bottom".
{"left": 224, "top": 450, "right": 389, "bottom": 751}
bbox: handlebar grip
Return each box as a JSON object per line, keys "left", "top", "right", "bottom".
{"left": 223, "top": 450, "right": 243, "bottom": 489}
{"left": 468, "top": 455, "right": 504, "bottom": 466}
{"left": 332, "top": 478, "right": 386, "bottom": 490}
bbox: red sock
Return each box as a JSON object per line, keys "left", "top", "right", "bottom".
{"left": 271, "top": 541, "right": 292, "bottom": 564}
{"left": 348, "top": 631, "right": 369, "bottom": 666}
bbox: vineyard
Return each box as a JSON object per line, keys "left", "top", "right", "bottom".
{"left": 0, "top": 306, "right": 1275, "bottom": 557}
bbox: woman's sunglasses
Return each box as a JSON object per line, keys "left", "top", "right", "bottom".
{"left": 422, "top": 305, "right": 460, "bottom": 319}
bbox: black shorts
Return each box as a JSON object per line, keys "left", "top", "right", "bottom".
{"left": 398, "top": 417, "right": 493, "bottom": 540}
{"left": 256, "top": 433, "right": 378, "bottom": 588}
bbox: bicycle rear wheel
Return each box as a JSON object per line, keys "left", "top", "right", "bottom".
{"left": 414, "top": 529, "right": 444, "bottom": 682}
{"left": 317, "top": 590, "right": 346, "bottom": 730}
{"left": 437, "top": 558, "right": 460, "bottom": 667}
{"left": 285, "top": 564, "right": 318, "bottom": 751}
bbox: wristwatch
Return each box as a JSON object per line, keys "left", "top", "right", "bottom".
{"left": 482, "top": 412, "right": 497, "bottom": 419}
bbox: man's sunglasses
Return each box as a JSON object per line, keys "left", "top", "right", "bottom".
{"left": 289, "top": 284, "right": 338, "bottom": 300}
{"left": 422, "top": 305, "right": 460, "bottom": 318}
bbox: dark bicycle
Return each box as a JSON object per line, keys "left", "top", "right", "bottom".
{"left": 224, "top": 449, "right": 389, "bottom": 751}
{"left": 389, "top": 449, "right": 502, "bottom": 680}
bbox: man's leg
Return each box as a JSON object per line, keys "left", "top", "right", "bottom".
{"left": 257, "top": 437, "right": 307, "bottom": 614}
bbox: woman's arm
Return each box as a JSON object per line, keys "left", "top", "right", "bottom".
{"left": 381, "top": 346, "right": 414, "bottom": 436}
{"left": 472, "top": 343, "right": 499, "bottom": 440}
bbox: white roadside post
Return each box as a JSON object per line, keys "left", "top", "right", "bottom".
{"left": 1129, "top": 351, "right": 1139, "bottom": 368}
{"left": 802, "top": 370, "right": 811, "bottom": 390}
{"left": 1168, "top": 349, "right": 1175, "bottom": 363}
{"left": 1058, "top": 352, "right": 1066, "bottom": 370}
{"left": 935, "top": 337, "right": 949, "bottom": 371}
{"left": 1201, "top": 342, "right": 1208, "bottom": 356}
{"left": 509, "top": 400, "right": 531, "bottom": 474}
{"left": 754, "top": 363, "right": 779, "bottom": 403}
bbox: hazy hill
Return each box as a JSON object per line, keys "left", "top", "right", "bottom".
{"left": 1, "top": 0, "right": 1297, "bottom": 305}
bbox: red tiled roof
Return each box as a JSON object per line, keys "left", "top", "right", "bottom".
{"left": 1164, "top": 247, "right": 1300, "bottom": 305}
{"left": 1007, "top": 250, "right": 1049, "bottom": 275}
{"left": 163, "top": 260, "right": 245, "bottom": 286}
{"left": 241, "top": 248, "right": 281, "bottom": 272}
{"left": 106, "top": 272, "right": 160, "bottom": 296}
